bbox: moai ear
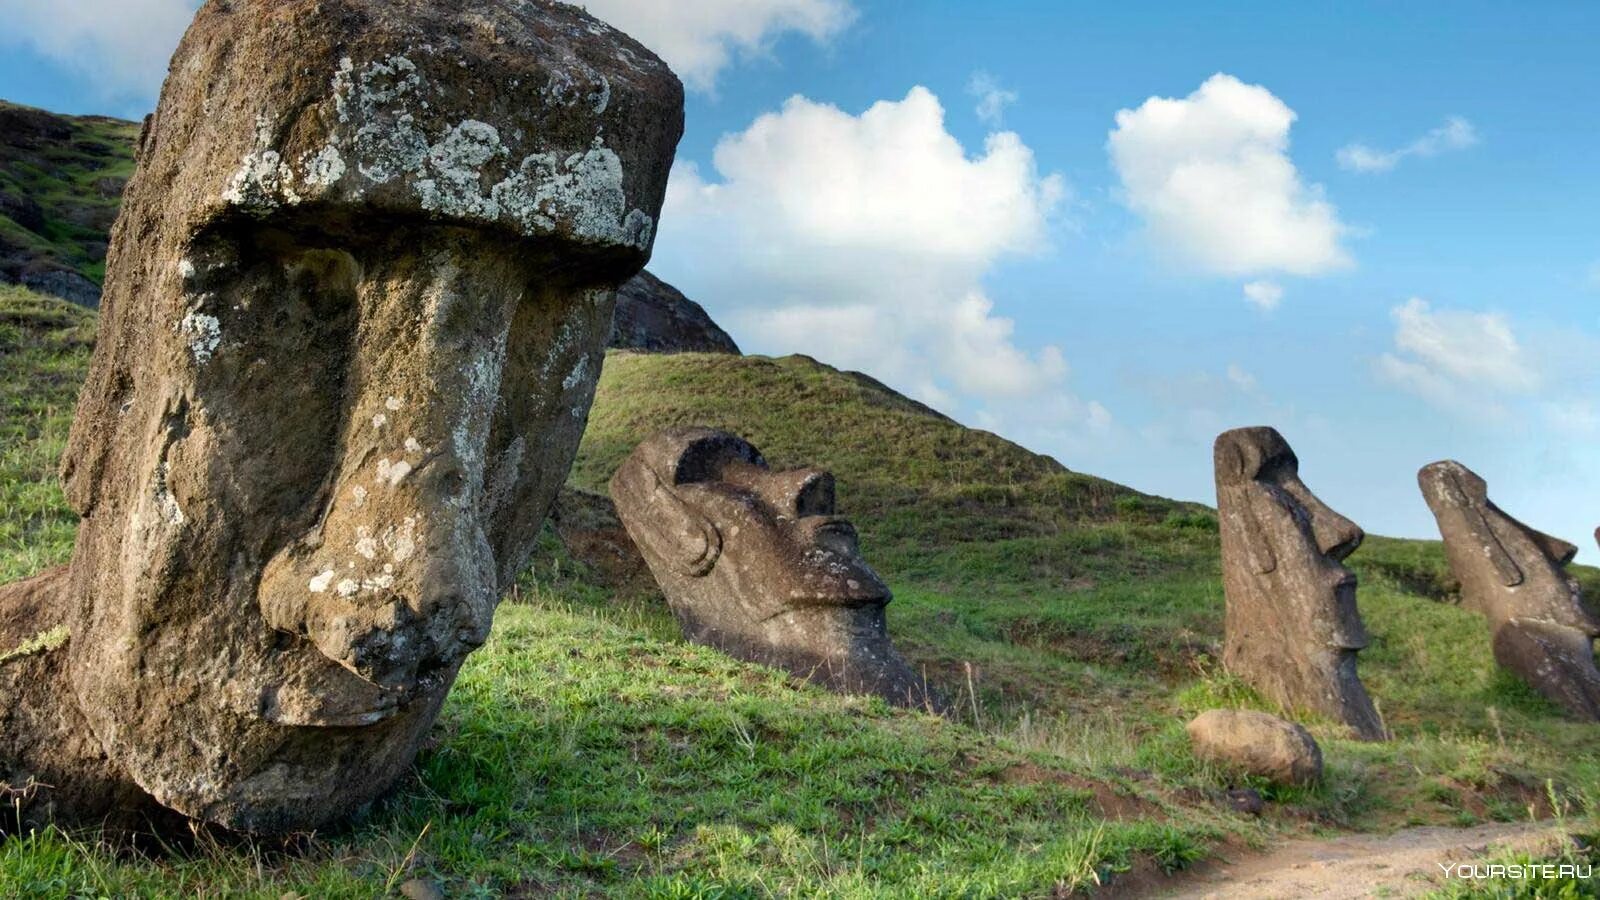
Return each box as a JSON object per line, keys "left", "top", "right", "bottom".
{"left": 1446, "top": 471, "right": 1524, "bottom": 588}
{"left": 631, "top": 471, "right": 722, "bottom": 578}
{"left": 1241, "top": 499, "right": 1278, "bottom": 575}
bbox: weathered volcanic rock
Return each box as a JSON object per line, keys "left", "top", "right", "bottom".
{"left": 609, "top": 270, "right": 739, "bottom": 354}
{"left": 611, "top": 427, "right": 942, "bottom": 711}
{"left": 1187, "top": 709, "right": 1323, "bottom": 787}
{"left": 1215, "top": 427, "right": 1386, "bottom": 741}
{"left": 1419, "top": 461, "right": 1600, "bottom": 720}
{"left": 0, "top": 0, "right": 682, "bottom": 835}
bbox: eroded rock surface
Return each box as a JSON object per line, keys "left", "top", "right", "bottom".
{"left": 1420, "top": 461, "right": 1600, "bottom": 721}
{"left": 610, "top": 427, "right": 942, "bottom": 711}
{"left": 0, "top": 0, "right": 682, "bottom": 834}
{"left": 609, "top": 271, "right": 739, "bottom": 354}
{"left": 1187, "top": 709, "right": 1323, "bottom": 787}
{"left": 1215, "top": 427, "right": 1385, "bottom": 741}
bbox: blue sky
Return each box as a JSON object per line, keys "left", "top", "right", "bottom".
{"left": 4, "top": 1, "right": 1599, "bottom": 557}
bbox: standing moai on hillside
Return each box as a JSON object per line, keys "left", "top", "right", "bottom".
{"left": 611, "top": 427, "right": 945, "bottom": 712}
{"left": 1419, "top": 461, "right": 1600, "bottom": 720}
{"left": 1214, "top": 427, "right": 1386, "bottom": 740}
{"left": 0, "top": 0, "right": 683, "bottom": 835}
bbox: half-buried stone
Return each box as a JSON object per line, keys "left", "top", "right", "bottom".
{"left": 0, "top": 0, "right": 682, "bottom": 835}
{"left": 610, "top": 427, "right": 945, "bottom": 712}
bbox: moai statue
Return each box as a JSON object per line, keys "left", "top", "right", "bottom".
{"left": 0, "top": 0, "right": 682, "bottom": 834}
{"left": 610, "top": 428, "right": 943, "bottom": 711}
{"left": 1419, "top": 461, "right": 1600, "bottom": 720}
{"left": 1214, "top": 428, "right": 1386, "bottom": 740}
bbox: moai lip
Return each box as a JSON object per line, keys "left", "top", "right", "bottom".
{"left": 0, "top": 0, "right": 683, "bottom": 835}
{"left": 610, "top": 428, "right": 945, "bottom": 712}
{"left": 1419, "top": 461, "right": 1600, "bottom": 721}
{"left": 1214, "top": 427, "right": 1386, "bottom": 741}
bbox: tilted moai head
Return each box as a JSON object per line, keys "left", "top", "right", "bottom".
{"left": 1215, "top": 427, "right": 1385, "bottom": 740}
{"left": 610, "top": 428, "right": 941, "bottom": 710}
{"left": 36, "top": 0, "right": 681, "bottom": 832}
{"left": 1419, "top": 461, "right": 1600, "bottom": 720}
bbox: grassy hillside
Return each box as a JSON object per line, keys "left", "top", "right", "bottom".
{"left": 2, "top": 289, "right": 1598, "bottom": 896}
{"left": 0, "top": 102, "right": 138, "bottom": 296}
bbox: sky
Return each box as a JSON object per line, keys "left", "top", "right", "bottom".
{"left": 3, "top": 0, "right": 1599, "bottom": 558}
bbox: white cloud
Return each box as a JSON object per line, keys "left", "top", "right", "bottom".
{"left": 1226, "top": 363, "right": 1258, "bottom": 392}
{"left": 968, "top": 71, "right": 1018, "bottom": 127}
{"left": 1108, "top": 73, "right": 1352, "bottom": 278}
{"left": 658, "top": 87, "right": 1097, "bottom": 430}
{"left": 1377, "top": 298, "right": 1538, "bottom": 416}
{"left": 0, "top": 0, "right": 199, "bottom": 104}
{"left": 1337, "top": 116, "right": 1478, "bottom": 174}
{"left": 580, "top": 0, "right": 854, "bottom": 93}
{"left": 1242, "top": 280, "right": 1284, "bottom": 311}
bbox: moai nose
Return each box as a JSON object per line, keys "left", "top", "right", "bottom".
{"left": 257, "top": 254, "right": 515, "bottom": 689}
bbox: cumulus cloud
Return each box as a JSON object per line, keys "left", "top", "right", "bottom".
{"left": 580, "top": 0, "right": 854, "bottom": 92}
{"left": 0, "top": 0, "right": 199, "bottom": 104}
{"left": 1108, "top": 73, "right": 1352, "bottom": 278}
{"left": 968, "top": 71, "right": 1018, "bottom": 127}
{"left": 1376, "top": 298, "right": 1538, "bottom": 415}
{"left": 658, "top": 87, "right": 1098, "bottom": 430}
{"left": 1337, "top": 116, "right": 1478, "bottom": 174}
{"left": 1242, "top": 280, "right": 1284, "bottom": 311}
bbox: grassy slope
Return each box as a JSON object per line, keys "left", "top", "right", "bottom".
{"left": 0, "top": 102, "right": 139, "bottom": 286}
{"left": 3, "top": 294, "right": 1597, "bottom": 895}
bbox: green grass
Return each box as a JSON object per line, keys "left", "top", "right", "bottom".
{"left": 1, "top": 298, "right": 1596, "bottom": 895}
{"left": 0, "top": 102, "right": 138, "bottom": 285}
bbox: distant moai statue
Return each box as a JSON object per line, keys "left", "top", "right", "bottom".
{"left": 1419, "top": 461, "right": 1600, "bottom": 720}
{"left": 611, "top": 427, "right": 944, "bottom": 712}
{"left": 1214, "top": 427, "right": 1386, "bottom": 740}
{"left": 0, "top": 0, "right": 683, "bottom": 834}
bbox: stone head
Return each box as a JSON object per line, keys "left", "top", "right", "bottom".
{"left": 1418, "top": 461, "right": 1596, "bottom": 634}
{"left": 610, "top": 428, "right": 890, "bottom": 627}
{"left": 56, "top": 0, "right": 682, "bottom": 830}
{"left": 1214, "top": 427, "right": 1368, "bottom": 650}
{"left": 1215, "top": 427, "right": 1382, "bottom": 739}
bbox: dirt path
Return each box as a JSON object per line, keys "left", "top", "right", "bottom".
{"left": 1153, "top": 821, "right": 1577, "bottom": 899}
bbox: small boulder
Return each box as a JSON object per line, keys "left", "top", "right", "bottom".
{"left": 1187, "top": 709, "right": 1323, "bottom": 787}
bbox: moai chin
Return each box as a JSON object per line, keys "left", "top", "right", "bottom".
{"left": 1419, "top": 461, "right": 1600, "bottom": 720}
{"left": 610, "top": 428, "right": 944, "bottom": 712}
{"left": 0, "top": 0, "right": 682, "bottom": 834}
{"left": 1214, "top": 427, "right": 1386, "bottom": 740}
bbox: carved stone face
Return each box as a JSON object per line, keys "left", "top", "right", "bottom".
{"left": 1419, "top": 461, "right": 1600, "bottom": 721}
{"left": 1215, "top": 427, "right": 1384, "bottom": 740}
{"left": 611, "top": 428, "right": 939, "bottom": 709}
{"left": 49, "top": 0, "right": 682, "bottom": 832}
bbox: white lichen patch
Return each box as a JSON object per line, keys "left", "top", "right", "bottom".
{"left": 179, "top": 313, "right": 223, "bottom": 364}
{"left": 375, "top": 457, "right": 413, "bottom": 487}
{"left": 405, "top": 437, "right": 423, "bottom": 454}
{"left": 354, "top": 526, "right": 379, "bottom": 560}
{"left": 416, "top": 120, "right": 509, "bottom": 219}
{"left": 326, "top": 56, "right": 650, "bottom": 247}
{"left": 302, "top": 145, "right": 347, "bottom": 188}
{"left": 178, "top": 259, "right": 196, "bottom": 280}
{"left": 336, "top": 578, "right": 361, "bottom": 598}
{"left": 386, "top": 517, "right": 419, "bottom": 563}
{"left": 352, "top": 485, "right": 369, "bottom": 508}
{"left": 372, "top": 413, "right": 388, "bottom": 430}
{"left": 490, "top": 145, "right": 653, "bottom": 249}
{"left": 386, "top": 396, "right": 404, "bottom": 411}
{"left": 309, "top": 570, "right": 336, "bottom": 593}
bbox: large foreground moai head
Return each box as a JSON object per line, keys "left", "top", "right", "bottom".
{"left": 48, "top": 0, "right": 682, "bottom": 832}
{"left": 610, "top": 428, "right": 941, "bottom": 710}
{"left": 1419, "top": 461, "right": 1600, "bottom": 720}
{"left": 1215, "top": 428, "right": 1385, "bottom": 740}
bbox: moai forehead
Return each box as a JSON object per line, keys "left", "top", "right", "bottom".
{"left": 143, "top": 0, "right": 681, "bottom": 254}
{"left": 1214, "top": 426, "right": 1297, "bottom": 487}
